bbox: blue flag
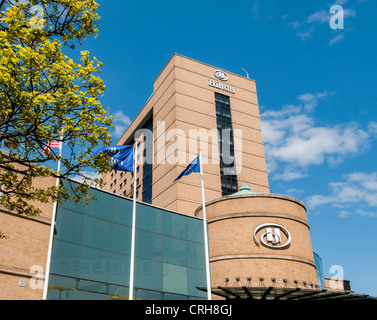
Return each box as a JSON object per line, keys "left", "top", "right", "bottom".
{"left": 174, "top": 156, "right": 200, "bottom": 182}
{"left": 97, "top": 145, "right": 134, "bottom": 173}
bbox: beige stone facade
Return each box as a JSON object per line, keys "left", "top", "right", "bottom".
{"left": 0, "top": 209, "right": 51, "bottom": 300}
{"left": 103, "top": 54, "right": 270, "bottom": 216}
{"left": 195, "top": 192, "right": 319, "bottom": 298}
{"left": 0, "top": 164, "right": 55, "bottom": 300}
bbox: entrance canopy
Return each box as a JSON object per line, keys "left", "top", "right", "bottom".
{"left": 198, "top": 286, "right": 376, "bottom": 301}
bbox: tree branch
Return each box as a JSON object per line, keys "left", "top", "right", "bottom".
{"left": 0, "top": 0, "right": 6, "bottom": 11}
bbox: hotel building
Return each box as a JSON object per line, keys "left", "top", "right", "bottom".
{"left": 103, "top": 54, "right": 269, "bottom": 215}
{"left": 1, "top": 54, "right": 374, "bottom": 300}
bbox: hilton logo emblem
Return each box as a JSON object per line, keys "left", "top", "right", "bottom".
{"left": 106, "top": 147, "right": 121, "bottom": 157}
{"left": 214, "top": 70, "right": 229, "bottom": 81}
{"left": 209, "top": 69, "right": 235, "bottom": 94}
{"left": 253, "top": 223, "right": 292, "bottom": 249}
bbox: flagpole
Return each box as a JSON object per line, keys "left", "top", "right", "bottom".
{"left": 129, "top": 140, "right": 138, "bottom": 300}
{"left": 43, "top": 136, "right": 63, "bottom": 300}
{"left": 199, "top": 150, "right": 212, "bottom": 300}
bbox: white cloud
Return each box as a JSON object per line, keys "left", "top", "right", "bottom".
{"left": 272, "top": 170, "right": 308, "bottom": 182}
{"left": 296, "top": 28, "right": 315, "bottom": 41}
{"left": 343, "top": 8, "right": 357, "bottom": 19}
{"left": 71, "top": 170, "right": 101, "bottom": 187}
{"left": 355, "top": 209, "right": 377, "bottom": 218}
{"left": 307, "top": 10, "right": 331, "bottom": 25}
{"left": 268, "top": 124, "right": 369, "bottom": 166}
{"left": 335, "top": 0, "right": 349, "bottom": 5}
{"left": 261, "top": 92, "right": 375, "bottom": 181}
{"left": 287, "top": 2, "right": 358, "bottom": 44}
{"left": 340, "top": 209, "right": 377, "bottom": 218}
{"left": 368, "top": 122, "right": 377, "bottom": 135}
{"left": 330, "top": 33, "right": 346, "bottom": 45}
{"left": 306, "top": 172, "right": 377, "bottom": 218}
{"left": 286, "top": 188, "right": 305, "bottom": 198}
{"left": 288, "top": 20, "right": 303, "bottom": 29}
{"left": 112, "top": 110, "right": 132, "bottom": 138}
{"left": 306, "top": 7, "right": 356, "bottom": 25}
{"left": 251, "top": 1, "right": 260, "bottom": 21}
{"left": 298, "top": 92, "right": 329, "bottom": 112}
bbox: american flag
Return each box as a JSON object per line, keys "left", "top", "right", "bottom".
{"left": 43, "top": 140, "right": 61, "bottom": 156}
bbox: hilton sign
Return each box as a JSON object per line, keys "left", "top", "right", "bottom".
{"left": 209, "top": 70, "right": 235, "bottom": 94}
{"left": 253, "top": 223, "right": 292, "bottom": 249}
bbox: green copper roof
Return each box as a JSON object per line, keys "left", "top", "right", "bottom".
{"left": 232, "top": 184, "right": 259, "bottom": 196}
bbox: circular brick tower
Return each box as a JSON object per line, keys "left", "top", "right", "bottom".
{"left": 195, "top": 185, "right": 319, "bottom": 298}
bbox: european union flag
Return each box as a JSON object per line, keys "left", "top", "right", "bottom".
{"left": 97, "top": 145, "right": 134, "bottom": 173}
{"left": 174, "top": 156, "right": 200, "bottom": 182}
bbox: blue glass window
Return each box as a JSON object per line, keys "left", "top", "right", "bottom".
{"left": 113, "top": 196, "right": 133, "bottom": 227}
{"left": 135, "top": 258, "right": 163, "bottom": 291}
{"left": 163, "top": 263, "right": 188, "bottom": 295}
{"left": 186, "top": 218, "right": 204, "bottom": 243}
{"left": 79, "top": 247, "right": 109, "bottom": 283}
{"left": 84, "top": 189, "right": 113, "bottom": 221}
{"left": 55, "top": 208, "right": 84, "bottom": 244}
{"left": 81, "top": 216, "right": 111, "bottom": 251}
{"left": 48, "top": 179, "right": 207, "bottom": 300}
{"left": 188, "top": 268, "right": 207, "bottom": 298}
{"left": 164, "top": 211, "right": 186, "bottom": 239}
{"left": 109, "top": 253, "right": 130, "bottom": 287}
{"left": 142, "top": 117, "right": 153, "bottom": 204}
{"left": 137, "top": 206, "right": 163, "bottom": 234}
{"left": 187, "top": 242, "right": 206, "bottom": 270}
{"left": 215, "top": 93, "right": 238, "bottom": 196}
{"left": 111, "top": 224, "right": 132, "bottom": 255}
{"left": 163, "top": 236, "right": 187, "bottom": 266}
{"left": 50, "top": 240, "right": 80, "bottom": 278}
{"left": 137, "top": 230, "right": 163, "bottom": 261}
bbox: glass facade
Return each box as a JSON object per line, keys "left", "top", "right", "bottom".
{"left": 215, "top": 93, "right": 238, "bottom": 196}
{"left": 142, "top": 117, "right": 153, "bottom": 204}
{"left": 47, "top": 179, "right": 207, "bottom": 300}
{"left": 313, "top": 252, "right": 326, "bottom": 289}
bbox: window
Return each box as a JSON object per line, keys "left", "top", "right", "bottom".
{"left": 142, "top": 117, "right": 153, "bottom": 204}
{"left": 50, "top": 178, "right": 208, "bottom": 300}
{"left": 215, "top": 93, "right": 238, "bottom": 196}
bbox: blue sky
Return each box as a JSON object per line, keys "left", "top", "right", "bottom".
{"left": 80, "top": 0, "right": 377, "bottom": 297}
